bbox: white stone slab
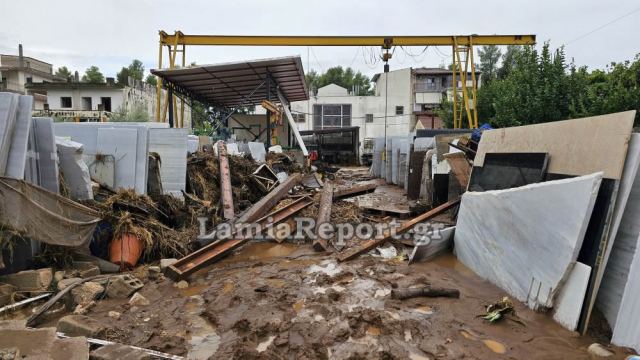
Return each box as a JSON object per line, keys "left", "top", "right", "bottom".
{"left": 5, "top": 96, "right": 33, "bottom": 179}
{"left": 248, "top": 142, "right": 266, "bottom": 163}
{"left": 149, "top": 128, "right": 187, "bottom": 197}
{"left": 611, "top": 231, "right": 640, "bottom": 353}
{"left": 56, "top": 137, "right": 93, "bottom": 200}
{"left": 553, "top": 262, "right": 591, "bottom": 330}
{"left": 97, "top": 128, "right": 138, "bottom": 191}
{"left": 597, "top": 133, "right": 640, "bottom": 328}
{"left": 454, "top": 172, "right": 602, "bottom": 309}
{"left": 409, "top": 226, "right": 455, "bottom": 264}
{"left": 0, "top": 93, "right": 19, "bottom": 175}
{"left": 32, "top": 118, "right": 59, "bottom": 193}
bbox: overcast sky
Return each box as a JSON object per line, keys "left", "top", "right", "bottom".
{"left": 1, "top": 0, "right": 639, "bottom": 79}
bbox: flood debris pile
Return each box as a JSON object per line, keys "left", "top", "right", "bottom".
{"left": 1, "top": 89, "right": 639, "bottom": 359}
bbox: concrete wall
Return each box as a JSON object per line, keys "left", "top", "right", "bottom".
{"left": 289, "top": 68, "right": 414, "bottom": 155}
{"left": 46, "top": 88, "right": 124, "bottom": 111}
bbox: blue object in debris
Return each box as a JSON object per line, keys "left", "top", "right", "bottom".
{"left": 472, "top": 123, "right": 493, "bottom": 143}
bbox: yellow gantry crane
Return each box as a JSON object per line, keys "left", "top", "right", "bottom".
{"left": 156, "top": 31, "right": 536, "bottom": 129}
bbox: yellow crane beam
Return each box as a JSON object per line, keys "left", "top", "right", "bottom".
{"left": 155, "top": 31, "right": 536, "bottom": 129}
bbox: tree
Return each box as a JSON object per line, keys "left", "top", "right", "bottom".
{"left": 145, "top": 74, "right": 157, "bottom": 86}
{"left": 477, "top": 45, "right": 502, "bottom": 82}
{"left": 305, "top": 66, "right": 374, "bottom": 96}
{"left": 81, "top": 66, "right": 105, "bottom": 84}
{"left": 55, "top": 66, "right": 72, "bottom": 82}
{"left": 117, "top": 59, "right": 145, "bottom": 85}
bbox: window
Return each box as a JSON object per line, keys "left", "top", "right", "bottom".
{"left": 365, "top": 114, "right": 374, "bottom": 123}
{"left": 312, "top": 104, "right": 351, "bottom": 129}
{"left": 100, "top": 97, "right": 112, "bottom": 112}
{"left": 395, "top": 106, "right": 404, "bottom": 115}
{"left": 292, "top": 113, "right": 306, "bottom": 123}
{"left": 60, "top": 97, "right": 72, "bottom": 108}
{"left": 81, "top": 97, "right": 92, "bottom": 111}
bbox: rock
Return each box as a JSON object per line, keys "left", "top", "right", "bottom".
{"left": 71, "top": 281, "right": 104, "bottom": 306}
{"left": 108, "top": 311, "right": 121, "bottom": 320}
{"left": 128, "top": 292, "right": 150, "bottom": 306}
{"left": 50, "top": 337, "right": 89, "bottom": 360}
{"left": 0, "top": 327, "right": 57, "bottom": 358}
{"left": 72, "top": 261, "right": 100, "bottom": 278}
{"left": 160, "top": 258, "right": 177, "bottom": 270}
{"left": 73, "top": 301, "right": 95, "bottom": 315}
{"left": 90, "top": 343, "right": 150, "bottom": 360}
{"left": 0, "top": 283, "right": 15, "bottom": 307}
{"left": 57, "top": 315, "right": 105, "bottom": 337}
{"left": 587, "top": 343, "right": 614, "bottom": 357}
{"left": 0, "top": 348, "right": 20, "bottom": 360}
{"left": 105, "top": 275, "right": 143, "bottom": 299}
{"left": 57, "top": 277, "right": 82, "bottom": 291}
{"left": 54, "top": 271, "right": 65, "bottom": 282}
{"left": 174, "top": 280, "right": 189, "bottom": 289}
{"left": 0, "top": 268, "right": 52, "bottom": 292}
{"left": 147, "top": 266, "right": 162, "bottom": 279}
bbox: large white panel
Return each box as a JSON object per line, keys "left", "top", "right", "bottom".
{"left": 553, "top": 262, "right": 591, "bottom": 330}
{"left": 97, "top": 128, "right": 138, "bottom": 190}
{"left": 0, "top": 93, "right": 19, "bottom": 174}
{"left": 611, "top": 232, "right": 640, "bottom": 353}
{"left": 6, "top": 96, "right": 33, "bottom": 179}
{"left": 149, "top": 128, "right": 187, "bottom": 196}
{"left": 33, "top": 118, "right": 59, "bottom": 193}
{"left": 454, "top": 172, "right": 602, "bottom": 309}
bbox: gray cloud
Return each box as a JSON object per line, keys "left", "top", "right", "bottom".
{"left": 1, "top": 0, "right": 638, "bottom": 78}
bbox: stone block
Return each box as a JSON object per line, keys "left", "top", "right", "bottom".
{"left": 0, "top": 283, "right": 16, "bottom": 307}
{"left": 51, "top": 337, "right": 89, "bottom": 360}
{"left": 105, "top": 275, "right": 143, "bottom": 299}
{"left": 159, "top": 258, "right": 177, "bottom": 270}
{"left": 72, "top": 261, "right": 101, "bottom": 278}
{"left": 128, "top": 292, "right": 149, "bottom": 306}
{"left": 90, "top": 343, "right": 150, "bottom": 360}
{"left": 57, "top": 315, "right": 105, "bottom": 337}
{"left": 58, "top": 277, "right": 82, "bottom": 291}
{"left": 0, "top": 327, "right": 57, "bottom": 358}
{"left": 0, "top": 268, "right": 52, "bottom": 292}
{"left": 71, "top": 282, "right": 104, "bottom": 306}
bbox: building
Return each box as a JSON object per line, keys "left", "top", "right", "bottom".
{"left": 25, "top": 79, "right": 190, "bottom": 126}
{"left": 288, "top": 67, "right": 480, "bottom": 157}
{"left": 0, "top": 44, "right": 62, "bottom": 108}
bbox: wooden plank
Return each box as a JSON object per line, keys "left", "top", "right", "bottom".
{"left": 475, "top": 111, "right": 636, "bottom": 180}
{"left": 313, "top": 181, "right": 333, "bottom": 251}
{"left": 236, "top": 173, "right": 302, "bottom": 224}
{"left": 443, "top": 152, "right": 471, "bottom": 189}
{"left": 217, "top": 141, "right": 235, "bottom": 220}
{"left": 333, "top": 179, "right": 385, "bottom": 199}
{"left": 166, "top": 196, "right": 313, "bottom": 280}
{"left": 338, "top": 198, "right": 460, "bottom": 262}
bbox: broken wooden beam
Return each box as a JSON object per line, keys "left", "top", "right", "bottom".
{"left": 235, "top": 173, "right": 302, "bottom": 224}
{"left": 166, "top": 196, "right": 313, "bottom": 280}
{"left": 332, "top": 179, "right": 385, "bottom": 199}
{"left": 338, "top": 198, "right": 461, "bottom": 262}
{"left": 313, "top": 181, "right": 333, "bottom": 251}
{"left": 217, "top": 141, "right": 235, "bottom": 220}
{"left": 391, "top": 287, "right": 460, "bottom": 300}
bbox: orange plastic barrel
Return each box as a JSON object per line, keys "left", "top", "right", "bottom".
{"left": 109, "top": 233, "right": 144, "bottom": 269}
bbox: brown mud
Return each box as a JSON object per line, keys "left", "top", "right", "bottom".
{"left": 81, "top": 243, "right": 632, "bottom": 359}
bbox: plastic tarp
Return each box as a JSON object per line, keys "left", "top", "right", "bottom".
{"left": 0, "top": 177, "right": 100, "bottom": 247}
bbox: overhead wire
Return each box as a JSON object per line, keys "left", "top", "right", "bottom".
{"left": 565, "top": 6, "right": 640, "bottom": 45}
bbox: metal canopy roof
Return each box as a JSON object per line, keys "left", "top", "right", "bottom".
{"left": 151, "top": 56, "right": 308, "bottom": 108}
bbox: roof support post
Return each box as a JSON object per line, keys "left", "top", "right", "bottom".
{"left": 266, "top": 73, "right": 272, "bottom": 148}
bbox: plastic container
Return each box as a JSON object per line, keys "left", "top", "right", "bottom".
{"left": 109, "top": 233, "right": 144, "bottom": 269}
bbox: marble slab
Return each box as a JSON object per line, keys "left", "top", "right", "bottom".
{"left": 454, "top": 172, "right": 602, "bottom": 309}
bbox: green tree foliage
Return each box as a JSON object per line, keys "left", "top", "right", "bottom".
{"left": 81, "top": 66, "right": 105, "bottom": 84}
{"left": 109, "top": 103, "right": 149, "bottom": 122}
{"left": 145, "top": 74, "right": 158, "bottom": 86}
{"left": 55, "top": 66, "right": 72, "bottom": 82}
{"left": 117, "top": 59, "right": 145, "bottom": 85}
{"left": 305, "top": 66, "right": 374, "bottom": 95}
{"left": 439, "top": 42, "right": 640, "bottom": 128}
{"left": 477, "top": 45, "right": 502, "bottom": 83}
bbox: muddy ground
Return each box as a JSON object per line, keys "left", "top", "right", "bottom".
{"left": 79, "top": 242, "right": 633, "bottom": 359}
